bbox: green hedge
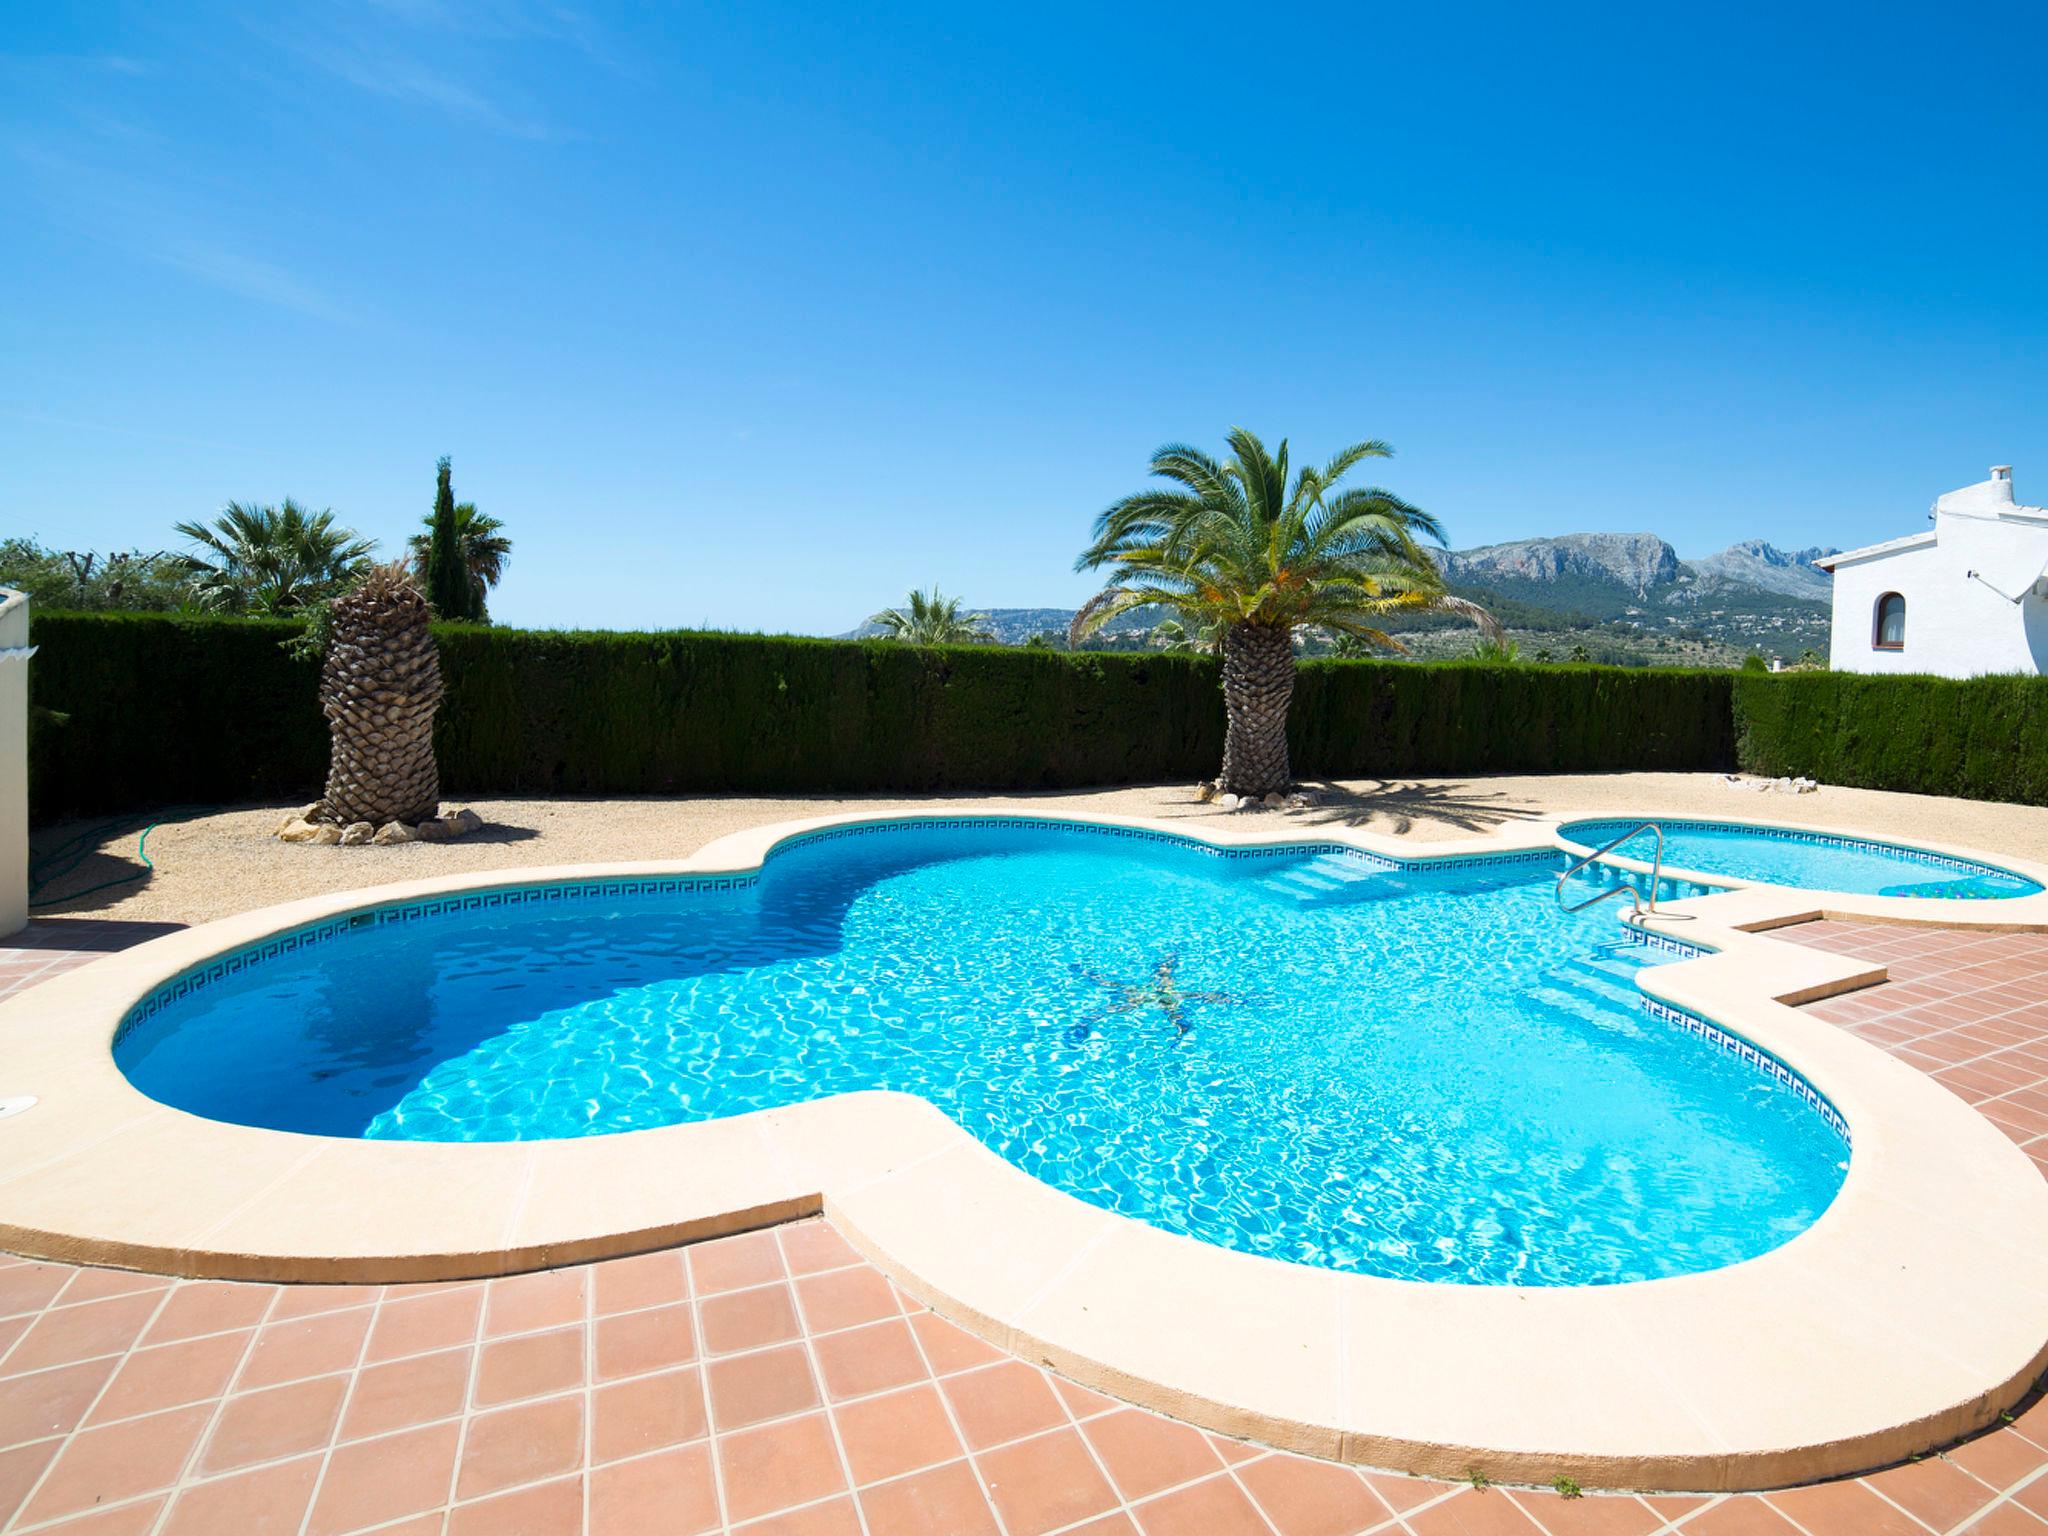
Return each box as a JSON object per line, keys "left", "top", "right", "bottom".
{"left": 29, "top": 612, "right": 1742, "bottom": 823}
{"left": 1734, "top": 671, "right": 2048, "bottom": 805}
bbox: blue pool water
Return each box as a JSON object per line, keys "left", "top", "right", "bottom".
{"left": 116, "top": 823, "right": 1847, "bottom": 1286}
{"left": 1560, "top": 818, "right": 2041, "bottom": 899}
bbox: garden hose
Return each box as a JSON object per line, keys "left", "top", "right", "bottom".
{"left": 27, "top": 804, "right": 223, "bottom": 908}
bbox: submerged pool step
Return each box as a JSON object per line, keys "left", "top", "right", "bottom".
{"left": 1253, "top": 856, "right": 1391, "bottom": 901}
{"left": 1524, "top": 941, "right": 1674, "bottom": 1028}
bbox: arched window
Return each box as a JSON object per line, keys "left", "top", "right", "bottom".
{"left": 1874, "top": 592, "right": 1906, "bottom": 650}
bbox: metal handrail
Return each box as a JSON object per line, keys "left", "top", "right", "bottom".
{"left": 1556, "top": 821, "right": 1664, "bottom": 918}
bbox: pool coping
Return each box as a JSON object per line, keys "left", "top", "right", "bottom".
{"left": 7, "top": 807, "right": 2048, "bottom": 1492}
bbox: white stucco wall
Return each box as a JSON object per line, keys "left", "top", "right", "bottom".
{"left": 1826, "top": 472, "right": 2048, "bottom": 677}
{"left": 0, "top": 590, "right": 28, "bottom": 936}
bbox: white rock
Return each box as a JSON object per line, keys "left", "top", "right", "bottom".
{"left": 372, "top": 821, "right": 417, "bottom": 845}
{"left": 1219, "top": 793, "right": 1242, "bottom": 811}
{"left": 1195, "top": 781, "right": 1218, "bottom": 803}
{"left": 339, "top": 821, "right": 375, "bottom": 846}
{"left": 449, "top": 808, "right": 484, "bottom": 835}
{"left": 277, "top": 817, "right": 335, "bottom": 844}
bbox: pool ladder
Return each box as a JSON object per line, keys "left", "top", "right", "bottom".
{"left": 1556, "top": 821, "right": 1665, "bottom": 919}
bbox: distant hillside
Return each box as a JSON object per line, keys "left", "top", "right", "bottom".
{"left": 844, "top": 534, "right": 1840, "bottom": 664}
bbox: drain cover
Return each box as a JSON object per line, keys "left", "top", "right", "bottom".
{"left": 0, "top": 1096, "right": 37, "bottom": 1121}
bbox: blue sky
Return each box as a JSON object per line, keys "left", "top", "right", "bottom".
{"left": 4, "top": 2, "right": 2043, "bottom": 634}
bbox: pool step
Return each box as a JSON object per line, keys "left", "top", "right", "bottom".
{"left": 1525, "top": 940, "right": 1678, "bottom": 1029}
{"left": 1252, "top": 856, "right": 1391, "bottom": 902}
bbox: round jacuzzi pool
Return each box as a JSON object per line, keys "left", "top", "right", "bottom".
{"left": 1559, "top": 817, "right": 2043, "bottom": 899}
{"left": 114, "top": 820, "right": 1847, "bottom": 1286}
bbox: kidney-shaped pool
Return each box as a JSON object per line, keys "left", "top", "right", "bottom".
{"left": 115, "top": 821, "right": 1848, "bottom": 1286}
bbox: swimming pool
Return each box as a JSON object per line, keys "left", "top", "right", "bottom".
{"left": 115, "top": 821, "right": 1846, "bottom": 1286}
{"left": 1560, "top": 817, "right": 2043, "bottom": 899}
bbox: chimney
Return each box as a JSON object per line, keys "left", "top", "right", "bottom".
{"left": 1991, "top": 465, "right": 2015, "bottom": 502}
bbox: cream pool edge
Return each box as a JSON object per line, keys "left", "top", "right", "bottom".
{"left": 6, "top": 808, "right": 2048, "bottom": 1493}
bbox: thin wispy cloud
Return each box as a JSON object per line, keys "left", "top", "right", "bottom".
{"left": 287, "top": 34, "right": 557, "bottom": 140}
{"left": 7, "top": 142, "right": 354, "bottom": 324}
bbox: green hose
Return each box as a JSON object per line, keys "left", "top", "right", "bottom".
{"left": 28, "top": 804, "right": 221, "bottom": 908}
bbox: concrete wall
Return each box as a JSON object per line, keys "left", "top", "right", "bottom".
{"left": 1828, "top": 478, "right": 2048, "bottom": 677}
{"left": 0, "top": 590, "right": 28, "bottom": 935}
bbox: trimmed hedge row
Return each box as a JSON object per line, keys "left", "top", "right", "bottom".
{"left": 1733, "top": 671, "right": 2048, "bottom": 805}
{"left": 30, "top": 612, "right": 1741, "bottom": 822}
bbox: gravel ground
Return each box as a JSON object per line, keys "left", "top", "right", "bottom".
{"left": 32, "top": 772, "right": 2048, "bottom": 927}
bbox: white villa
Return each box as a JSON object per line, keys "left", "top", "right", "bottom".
{"left": 1817, "top": 465, "right": 2048, "bottom": 677}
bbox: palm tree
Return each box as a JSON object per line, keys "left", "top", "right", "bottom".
{"left": 1072, "top": 429, "right": 1499, "bottom": 798}
{"left": 175, "top": 500, "right": 375, "bottom": 614}
{"left": 867, "top": 587, "right": 994, "bottom": 645}
{"left": 407, "top": 501, "right": 512, "bottom": 621}
{"left": 312, "top": 560, "right": 443, "bottom": 827}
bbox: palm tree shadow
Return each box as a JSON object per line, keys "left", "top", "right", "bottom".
{"left": 1286, "top": 779, "right": 1542, "bottom": 836}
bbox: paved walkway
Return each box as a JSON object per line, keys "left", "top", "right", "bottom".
{"left": 4, "top": 917, "right": 2048, "bottom": 1534}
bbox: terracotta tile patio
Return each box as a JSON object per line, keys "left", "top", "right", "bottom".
{"left": 6, "top": 916, "right": 2048, "bottom": 1533}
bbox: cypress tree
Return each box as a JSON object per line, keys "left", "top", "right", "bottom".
{"left": 424, "top": 456, "right": 473, "bottom": 621}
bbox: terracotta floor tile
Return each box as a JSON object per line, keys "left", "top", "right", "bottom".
{"left": 29, "top": 1495, "right": 169, "bottom": 1534}
{"left": 1207, "top": 1433, "right": 1265, "bottom": 1466}
{"left": 942, "top": 1360, "right": 1068, "bottom": 1450}
{"left": 1951, "top": 1428, "right": 2048, "bottom": 1490}
{"left": 718, "top": 1412, "right": 850, "bottom": 1524}
{"left": 1507, "top": 1489, "right": 1663, "bottom": 1535}
{"left": 909, "top": 1311, "right": 1004, "bottom": 1375}
{"left": 200, "top": 1374, "right": 350, "bottom": 1474}
{"left": 1402, "top": 1486, "right": 1544, "bottom": 1535}
{"left": 1363, "top": 1470, "right": 1449, "bottom": 1516}
{"left": 3, "top": 1291, "right": 161, "bottom": 1374}
{"left": 161, "top": 1453, "right": 322, "bottom": 1536}
{"left": 813, "top": 1317, "right": 928, "bottom": 1401}
{"left": 456, "top": 1394, "right": 585, "bottom": 1500}
{"left": 794, "top": 1266, "right": 900, "bottom": 1334}
{"left": 0, "top": 1438, "right": 61, "bottom": 1526}
{"left": 1767, "top": 1477, "right": 1951, "bottom": 1533}
{"left": 237, "top": 1307, "right": 374, "bottom": 1390}
{"left": 735, "top": 1494, "right": 865, "bottom": 1533}
{"left": 144, "top": 1282, "right": 276, "bottom": 1344}
{"left": 0, "top": 1312, "right": 27, "bottom": 1361}
{"left": 1133, "top": 1472, "right": 1272, "bottom": 1535}
{"left": 702, "top": 1282, "right": 803, "bottom": 1355}
{"left": 592, "top": 1365, "right": 709, "bottom": 1464}
{"left": 19, "top": 1403, "right": 213, "bottom": 1525}
{"left": 448, "top": 1473, "right": 584, "bottom": 1536}
{"left": 708, "top": 1342, "right": 821, "bottom": 1431}
{"left": 591, "top": 1441, "right": 720, "bottom": 1534}
{"left": 833, "top": 1383, "right": 964, "bottom": 1485}
{"left": 592, "top": 1250, "right": 688, "bottom": 1315}
{"left": 857, "top": 1459, "right": 1001, "bottom": 1536}
{"left": 306, "top": 1419, "right": 462, "bottom": 1536}
{"left": 482, "top": 1268, "right": 587, "bottom": 1339}
{"left": 1237, "top": 1452, "right": 1391, "bottom": 1535}
{"left": 779, "top": 1219, "right": 861, "bottom": 1276}
{"left": 1864, "top": 1455, "right": 2001, "bottom": 1529}
{"left": 341, "top": 1346, "right": 474, "bottom": 1441}
{"left": 0, "top": 1262, "right": 73, "bottom": 1319}
{"left": 1084, "top": 1407, "right": 1226, "bottom": 1501}
{"left": 268, "top": 1283, "right": 382, "bottom": 1322}
{"left": 1635, "top": 1493, "right": 1711, "bottom": 1522}
{"left": 474, "top": 1324, "right": 585, "bottom": 1406}
{"left": 975, "top": 1425, "right": 1120, "bottom": 1535}
{"left": 366, "top": 1287, "right": 484, "bottom": 1363}
{"left": 1960, "top": 1504, "right": 2048, "bottom": 1533}
{"left": 1062, "top": 1518, "right": 1143, "bottom": 1535}
{"left": 594, "top": 1300, "right": 696, "bottom": 1381}
{"left": 56, "top": 1269, "right": 172, "bottom": 1307}
{"left": 87, "top": 1328, "right": 252, "bottom": 1423}
{"left": 689, "top": 1229, "right": 786, "bottom": 1295}
{"left": 1668, "top": 1497, "right": 1801, "bottom": 1534}
{"left": 1054, "top": 1376, "right": 1122, "bottom": 1420}
{"left": 0, "top": 1355, "right": 119, "bottom": 1445}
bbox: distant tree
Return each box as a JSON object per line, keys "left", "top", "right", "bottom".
{"left": 1534, "top": 648, "right": 1554, "bottom": 663}
{"left": 409, "top": 500, "right": 510, "bottom": 621}
{"left": 0, "top": 540, "right": 190, "bottom": 612}
{"left": 1795, "top": 648, "right": 1826, "bottom": 670}
{"left": 867, "top": 587, "right": 994, "bottom": 644}
{"left": 1569, "top": 643, "right": 1591, "bottom": 664}
{"left": 422, "top": 457, "right": 480, "bottom": 621}
{"left": 174, "top": 501, "right": 375, "bottom": 614}
{"left": 1023, "top": 631, "right": 1067, "bottom": 651}
{"left": 1471, "top": 636, "right": 1521, "bottom": 664}
{"left": 1741, "top": 652, "right": 1771, "bottom": 673}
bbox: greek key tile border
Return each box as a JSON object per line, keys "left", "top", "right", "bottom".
{"left": 1642, "top": 996, "right": 1851, "bottom": 1147}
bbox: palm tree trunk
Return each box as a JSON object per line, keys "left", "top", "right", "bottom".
{"left": 1219, "top": 621, "right": 1295, "bottom": 797}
